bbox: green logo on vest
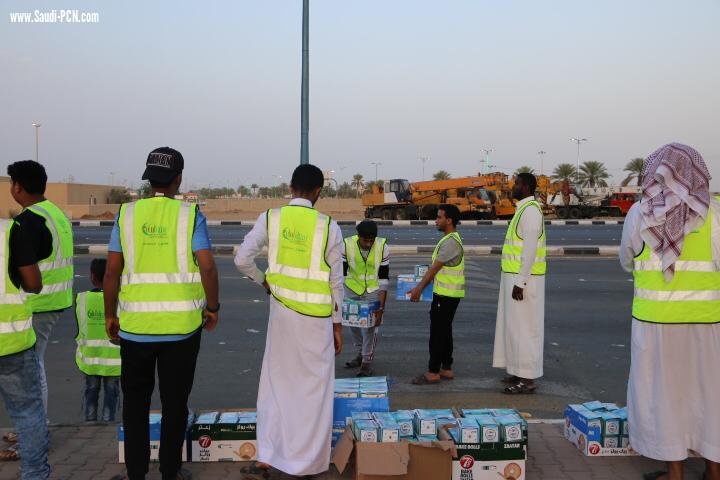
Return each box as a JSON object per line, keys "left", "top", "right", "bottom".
{"left": 87, "top": 309, "right": 104, "bottom": 321}
{"left": 142, "top": 223, "right": 168, "bottom": 237}
{"left": 282, "top": 227, "right": 308, "bottom": 245}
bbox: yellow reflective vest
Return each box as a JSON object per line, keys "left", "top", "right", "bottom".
{"left": 344, "top": 235, "right": 386, "bottom": 296}
{"left": 75, "top": 291, "right": 121, "bottom": 376}
{"left": 432, "top": 231, "right": 465, "bottom": 298}
{"left": 501, "top": 199, "right": 547, "bottom": 275}
{"left": 265, "top": 206, "right": 333, "bottom": 317}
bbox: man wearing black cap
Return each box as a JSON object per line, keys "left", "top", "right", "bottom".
{"left": 341, "top": 220, "right": 390, "bottom": 376}
{"left": 104, "top": 147, "right": 220, "bottom": 480}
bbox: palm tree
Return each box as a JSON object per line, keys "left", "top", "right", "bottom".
{"left": 578, "top": 161, "right": 610, "bottom": 188}
{"left": 622, "top": 158, "right": 645, "bottom": 186}
{"left": 251, "top": 183, "right": 259, "bottom": 198}
{"left": 552, "top": 163, "right": 577, "bottom": 182}
{"left": 433, "top": 170, "right": 451, "bottom": 180}
{"left": 352, "top": 173, "right": 364, "bottom": 197}
{"left": 515, "top": 166, "right": 535, "bottom": 175}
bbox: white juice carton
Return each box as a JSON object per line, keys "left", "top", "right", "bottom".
{"left": 456, "top": 418, "right": 480, "bottom": 444}
{"left": 472, "top": 415, "right": 501, "bottom": 444}
{"left": 353, "top": 419, "right": 379, "bottom": 443}
{"left": 600, "top": 411, "right": 621, "bottom": 436}
{"left": 412, "top": 410, "right": 438, "bottom": 436}
{"left": 495, "top": 415, "right": 523, "bottom": 442}
{"left": 391, "top": 411, "right": 414, "bottom": 437}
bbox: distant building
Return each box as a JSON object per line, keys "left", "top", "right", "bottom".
{"left": 182, "top": 191, "right": 199, "bottom": 204}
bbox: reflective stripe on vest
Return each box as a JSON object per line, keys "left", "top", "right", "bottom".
{"left": 501, "top": 200, "right": 547, "bottom": 275}
{"left": 75, "top": 291, "right": 121, "bottom": 376}
{"left": 27, "top": 200, "right": 74, "bottom": 312}
{"left": 265, "top": 206, "right": 333, "bottom": 317}
{"left": 344, "top": 235, "right": 385, "bottom": 295}
{"left": 0, "top": 219, "right": 36, "bottom": 357}
{"left": 432, "top": 231, "right": 465, "bottom": 298}
{"left": 632, "top": 205, "right": 720, "bottom": 324}
{"left": 118, "top": 198, "right": 205, "bottom": 334}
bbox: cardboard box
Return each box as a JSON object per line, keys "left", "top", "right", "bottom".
{"left": 396, "top": 275, "right": 433, "bottom": 302}
{"left": 118, "top": 412, "right": 191, "bottom": 463}
{"left": 190, "top": 409, "right": 257, "bottom": 462}
{"left": 332, "top": 427, "right": 455, "bottom": 480}
{"left": 414, "top": 265, "right": 429, "bottom": 278}
{"left": 333, "top": 377, "right": 390, "bottom": 447}
{"left": 342, "top": 299, "right": 382, "bottom": 328}
{"left": 439, "top": 427, "right": 527, "bottom": 480}
{"left": 564, "top": 405, "right": 636, "bottom": 456}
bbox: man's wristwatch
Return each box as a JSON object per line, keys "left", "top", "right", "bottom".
{"left": 206, "top": 304, "right": 220, "bottom": 313}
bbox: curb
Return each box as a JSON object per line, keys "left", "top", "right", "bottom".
{"left": 75, "top": 245, "right": 620, "bottom": 257}
{"left": 72, "top": 219, "right": 624, "bottom": 227}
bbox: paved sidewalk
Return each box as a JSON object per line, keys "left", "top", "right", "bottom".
{"left": 0, "top": 424, "right": 707, "bottom": 479}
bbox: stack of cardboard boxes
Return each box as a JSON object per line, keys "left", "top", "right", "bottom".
{"left": 342, "top": 298, "right": 382, "bottom": 328}
{"left": 333, "top": 377, "right": 390, "bottom": 447}
{"left": 564, "top": 401, "right": 633, "bottom": 456}
{"left": 396, "top": 265, "right": 433, "bottom": 302}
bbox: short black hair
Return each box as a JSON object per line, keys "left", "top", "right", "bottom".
{"left": 90, "top": 258, "right": 107, "bottom": 282}
{"left": 7, "top": 160, "right": 47, "bottom": 194}
{"left": 439, "top": 204, "right": 461, "bottom": 227}
{"left": 290, "top": 164, "right": 324, "bottom": 194}
{"left": 356, "top": 220, "right": 378, "bottom": 238}
{"left": 516, "top": 172, "right": 537, "bottom": 194}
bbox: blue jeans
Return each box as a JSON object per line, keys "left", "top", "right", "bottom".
{"left": 32, "top": 311, "right": 59, "bottom": 414}
{"left": 83, "top": 375, "right": 120, "bottom": 422}
{"left": 0, "top": 347, "right": 50, "bottom": 480}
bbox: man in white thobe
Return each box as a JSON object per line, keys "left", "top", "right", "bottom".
{"left": 492, "top": 173, "right": 545, "bottom": 394}
{"left": 620, "top": 143, "right": 720, "bottom": 480}
{"left": 234, "top": 164, "right": 344, "bottom": 477}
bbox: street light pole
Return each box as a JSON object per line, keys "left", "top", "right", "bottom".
{"left": 481, "top": 148, "right": 494, "bottom": 175}
{"left": 370, "top": 162, "right": 382, "bottom": 183}
{"left": 32, "top": 122, "right": 41, "bottom": 162}
{"left": 300, "top": 0, "right": 310, "bottom": 165}
{"left": 570, "top": 138, "right": 588, "bottom": 184}
{"left": 419, "top": 156, "right": 428, "bottom": 180}
{"left": 537, "top": 150, "right": 547, "bottom": 176}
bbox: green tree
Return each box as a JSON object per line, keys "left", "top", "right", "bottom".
{"left": 108, "top": 187, "right": 132, "bottom": 204}
{"left": 552, "top": 163, "right": 577, "bottom": 182}
{"left": 237, "top": 186, "right": 251, "bottom": 197}
{"left": 515, "top": 166, "right": 535, "bottom": 175}
{"left": 433, "top": 170, "right": 451, "bottom": 180}
{"left": 578, "top": 161, "right": 610, "bottom": 188}
{"left": 622, "top": 158, "right": 645, "bottom": 186}
{"left": 337, "top": 182, "right": 355, "bottom": 198}
{"left": 352, "top": 173, "right": 364, "bottom": 197}
{"left": 137, "top": 181, "right": 152, "bottom": 198}
{"left": 251, "top": 183, "right": 259, "bottom": 197}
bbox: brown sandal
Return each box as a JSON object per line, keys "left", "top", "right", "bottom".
{"left": 0, "top": 446, "right": 19, "bottom": 462}
{"left": 411, "top": 374, "right": 441, "bottom": 385}
{"left": 2, "top": 432, "right": 17, "bottom": 444}
{"left": 503, "top": 381, "right": 537, "bottom": 395}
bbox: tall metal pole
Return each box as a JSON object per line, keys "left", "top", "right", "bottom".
{"left": 32, "top": 122, "right": 41, "bottom": 162}
{"left": 300, "top": 0, "right": 310, "bottom": 165}
{"left": 537, "top": 150, "right": 546, "bottom": 176}
{"left": 570, "top": 138, "right": 587, "bottom": 184}
{"left": 371, "top": 162, "right": 381, "bottom": 182}
{"left": 481, "top": 148, "right": 494, "bottom": 175}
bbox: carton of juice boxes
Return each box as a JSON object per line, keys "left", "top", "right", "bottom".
{"left": 341, "top": 298, "right": 381, "bottom": 328}
{"left": 564, "top": 401, "right": 635, "bottom": 456}
{"left": 190, "top": 410, "right": 258, "bottom": 462}
{"left": 396, "top": 267, "right": 433, "bottom": 302}
{"left": 118, "top": 412, "right": 192, "bottom": 463}
{"left": 332, "top": 377, "right": 390, "bottom": 447}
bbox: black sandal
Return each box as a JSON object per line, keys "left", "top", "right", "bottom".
{"left": 240, "top": 462, "right": 270, "bottom": 479}
{"left": 344, "top": 357, "right": 362, "bottom": 369}
{"left": 503, "top": 381, "right": 537, "bottom": 395}
{"left": 642, "top": 472, "right": 667, "bottom": 480}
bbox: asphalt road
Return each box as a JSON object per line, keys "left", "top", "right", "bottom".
{"left": 0, "top": 255, "right": 634, "bottom": 427}
{"left": 73, "top": 224, "right": 624, "bottom": 246}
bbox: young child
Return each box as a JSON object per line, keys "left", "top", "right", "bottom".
{"left": 75, "top": 258, "right": 121, "bottom": 422}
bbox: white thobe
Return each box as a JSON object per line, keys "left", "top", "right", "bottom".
{"left": 234, "top": 198, "right": 344, "bottom": 476}
{"left": 621, "top": 200, "right": 720, "bottom": 462}
{"left": 492, "top": 196, "right": 545, "bottom": 380}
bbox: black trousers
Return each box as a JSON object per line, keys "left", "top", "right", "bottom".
{"left": 120, "top": 331, "right": 201, "bottom": 480}
{"left": 428, "top": 294, "right": 461, "bottom": 374}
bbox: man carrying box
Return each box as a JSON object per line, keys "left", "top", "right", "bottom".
{"left": 341, "top": 220, "right": 390, "bottom": 377}
{"left": 408, "top": 205, "right": 464, "bottom": 385}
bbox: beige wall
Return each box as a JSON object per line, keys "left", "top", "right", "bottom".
{"left": 203, "top": 198, "right": 364, "bottom": 220}
{"left": 0, "top": 177, "right": 117, "bottom": 219}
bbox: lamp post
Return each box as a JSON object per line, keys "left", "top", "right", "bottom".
{"left": 32, "top": 122, "right": 41, "bottom": 162}
{"left": 273, "top": 175, "right": 283, "bottom": 199}
{"left": 300, "top": 0, "right": 309, "bottom": 165}
{"left": 419, "top": 156, "right": 429, "bottom": 180}
{"left": 370, "top": 162, "right": 382, "bottom": 183}
{"left": 570, "top": 138, "right": 587, "bottom": 184}
{"left": 537, "top": 150, "right": 547, "bottom": 176}
{"left": 481, "top": 148, "right": 494, "bottom": 175}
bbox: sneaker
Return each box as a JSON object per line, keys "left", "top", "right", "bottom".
{"left": 357, "top": 363, "right": 374, "bottom": 377}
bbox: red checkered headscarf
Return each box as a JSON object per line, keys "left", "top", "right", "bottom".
{"left": 640, "top": 143, "right": 711, "bottom": 281}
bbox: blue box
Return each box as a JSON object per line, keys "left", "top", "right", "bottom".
{"left": 395, "top": 275, "right": 433, "bottom": 301}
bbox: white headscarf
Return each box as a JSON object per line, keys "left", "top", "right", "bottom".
{"left": 640, "top": 143, "right": 711, "bottom": 281}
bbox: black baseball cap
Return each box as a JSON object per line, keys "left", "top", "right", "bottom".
{"left": 141, "top": 147, "right": 184, "bottom": 184}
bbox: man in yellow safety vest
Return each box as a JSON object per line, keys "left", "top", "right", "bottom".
{"left": 0, "top": 198, "right": 50, "bottom": 476}
{"left": 409, "top": 204, "right": 464, "bottom": 385}
{"left": 104, "top": 147, "right": 220, "bottom": 480}
{"left": 234, "top": 164, "right": 344, "bottom": 477}
{"left": 492, "top": 172, "right": 546, "bottom": 395}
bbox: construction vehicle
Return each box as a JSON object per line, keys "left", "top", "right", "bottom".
{"left": 547, "top": 182, "right": 638, "bottom": 218}
{"left": 362, "top": 173, "right": 534, "bottom": 220}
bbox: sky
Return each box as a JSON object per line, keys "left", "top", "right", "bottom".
{"left": 2, "top": 0, "right": 719, "bottom": 191}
